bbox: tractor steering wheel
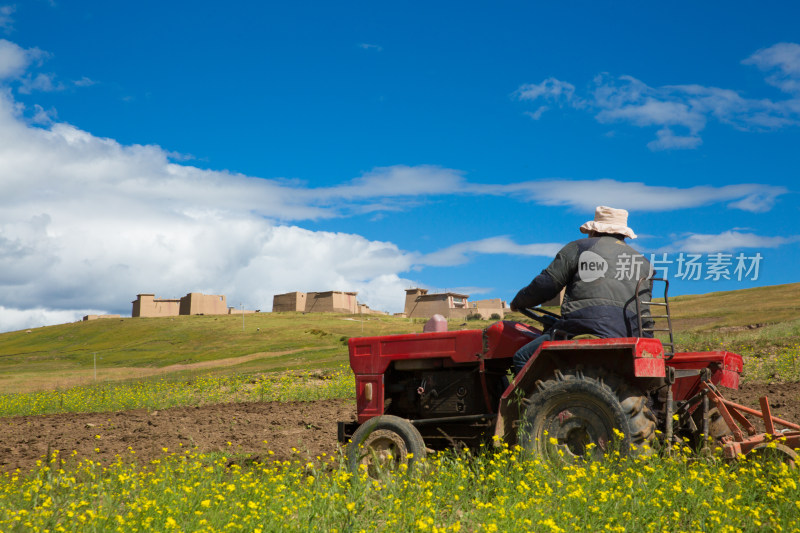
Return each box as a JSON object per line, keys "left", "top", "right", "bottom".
{"left": 518, "top": 307, "right": 561, "bottom": 330}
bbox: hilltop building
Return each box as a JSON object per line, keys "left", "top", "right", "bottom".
{"left": 132, "top": 292, "right": 248, "bottom": 318}
{"left": 83, "top": 314, "right": 121, "bottom": 321}
{"left": 359, "top": 303, "right": 387, "bottom": 316}
{"left": 468, "top": 298, "right": 508, "bottom": 319}
{"left": 272, "top": 291, "right": 387, "bottom": 315}
{"left": 403, "top": 288, "right": 469, "bottom": 319}
{"left": 403, "top": 288, "right": 509, "bottom": 320}
{"left": 273, "top": 291, "right": 359, "bottom": 314}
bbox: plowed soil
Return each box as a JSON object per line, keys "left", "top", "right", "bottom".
{"left": 0, "top": 399, "right": 356, "bottom": 472}
{"left": 2, "top": 383, "right": 799, "bottom": 473}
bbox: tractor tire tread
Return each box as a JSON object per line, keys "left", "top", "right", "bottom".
{"left": 346, "top": 415, "right": 426, "bottom": 473}
{"left": 520, "top": 366, "right": 657, "bottom": 457}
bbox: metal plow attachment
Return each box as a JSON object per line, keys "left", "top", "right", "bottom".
{"left": 702, "top": 382, "right": 800, "bottom": 464}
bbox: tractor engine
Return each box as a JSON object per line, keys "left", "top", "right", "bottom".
{"left": 384, "top": 366, "right": 485, "bottom": 419}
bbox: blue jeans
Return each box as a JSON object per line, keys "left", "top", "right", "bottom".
{"left": 513, "top": 333, "right": 552, "bottom": 374}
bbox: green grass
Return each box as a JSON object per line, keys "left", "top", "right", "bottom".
{"left": 0, "top": 366, "right": 356, "bottom": 417}
{"left": 0, "top": 283, "right": 798, "bottom": 416}
{"left": 0, "top": 313, "right": 500, "bottom": 417}
{"left": 672, "top": 318, "right": 800, "bottom": 383}
{"left": 1, "top": 442, "right": 798, "bottom": 532}
{"left": 0, "top": 313, "right": 426, "bottom": 394}
{"left": 0, "top": 313, "right": 402, "bottom": 371}
{"left": 667, "top": 282, "right": 800, "bottom": 331}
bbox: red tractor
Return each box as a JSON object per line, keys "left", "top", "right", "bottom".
{"left": 338, "top": 281, "right": 800, "bottom": 469}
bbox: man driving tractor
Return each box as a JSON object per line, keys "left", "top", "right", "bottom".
{"left": 510, "top": 206, "right": 654, "bottom": 374}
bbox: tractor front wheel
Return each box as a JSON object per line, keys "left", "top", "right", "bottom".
{"left": 519, "top": 367, "right": 656, "bottom": 460}
{"left": 346, "top": 415, "right": 426, "bottom": 476}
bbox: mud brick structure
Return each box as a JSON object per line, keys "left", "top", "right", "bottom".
{"left": 132, "top": 293, "right": 229, "bottom": 318}
{"left": 272, "top": 291, "right": 359, "bottom": 314}
{"left": 82, "top": 314, "right": 122, "bottom": 321}
{"left": 402, "top": 288, "right": 510, "bottom": 320}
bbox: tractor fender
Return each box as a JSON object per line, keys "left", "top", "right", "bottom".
{"left": 493, "top": 337, "right": 666, "bottom": 444}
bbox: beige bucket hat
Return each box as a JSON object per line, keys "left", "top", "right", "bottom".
{"left": 580, "top": 206, "right": 637, "bottom": 239}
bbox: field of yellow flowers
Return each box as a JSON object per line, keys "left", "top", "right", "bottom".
{"left": 0, "top": 307, "right": 798, "bottom": 531}
{"left": 0, "top": 439, "right": 798, "bottom": 532}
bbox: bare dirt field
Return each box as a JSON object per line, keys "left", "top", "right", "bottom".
{"left": 0, "top": 399, "right": 356, "bottom": 472}
{"left": 2, "top": 383, "right": 799, "bottom": 473}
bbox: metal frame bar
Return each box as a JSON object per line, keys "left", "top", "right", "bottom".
{"left": 698, "top": 382, "right": 800, "bottom": 458}
{"left": 410, "top": 414, "right": 496, "bottom": 427}
{"left": 635, "top": 277, "right": 676, "bottom": 357}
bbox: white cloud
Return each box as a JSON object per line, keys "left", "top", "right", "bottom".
{"left": 524, "top": 106, "right": 549, "bottom": 120}
{"left": 418, "top": 237, "right": 563, "bottom": 267}
{"left": 358, "top": 43, "right": 383, "bottom": 52}
{"left": 0, "top": 306, "right": 104, "bottom": 333}
{"left": 19, "top": 72, "right": 63, "bottom": 93}
{"left": 516, "top": 77, "right": 577, "bottom": 104}
{"left": 646, "top": 127, "right": 702, "bottom": 151}
{"left": 517, "top": 44, "right": 800, "bottom": 149}
{"left": 0, "top": 85, "right": 567, "bottom": 331}
{"left": 743, "top": 42, "right": 800, "bottom": 95}
{"left": 0, "top": 39, "right": 44, "bottom": 79}
{"left": 73, "top": 76, "right": 96, "bottom": 88}
{"left": 310, "top": 165, "right": 465, "bottom": 202}
{"left": 30, "top": 103, "right": 56, "bottom": 124}
{"left": 593, "top": 76, "right": 707, "bottom": 135}
{"left": 0, "top": 5, "right": 14, "bottom": 33}
{"left": 665, "top": 231, "right": 799, "bottom": 253}
{"left": 490, "top": 179, "right": 787, "bottom": 213}
{"left": 0, "top": 38, "right": 79, "bottom": 94}
{"left": 0, "top": 86, "right": 420, "bottom": 327}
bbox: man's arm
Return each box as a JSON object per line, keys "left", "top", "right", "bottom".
{"left": 510, "top": 241, "right": 578, "bottom": 311}
{"left": 510, "top": 271, "right": 561, "bottom": 311}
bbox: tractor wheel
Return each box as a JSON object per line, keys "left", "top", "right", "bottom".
{"left": 346, "top": 415, "right": 426, "bottom": 476}
{"left": 518, "top": 367, "right": 657, "bottom": 460}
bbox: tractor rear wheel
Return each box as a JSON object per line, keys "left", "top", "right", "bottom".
{"left": 346, "top": 415, "right": 426, "bottom": 476}
{"left": 518, "top": 367, "right": 656, "bottom": 460}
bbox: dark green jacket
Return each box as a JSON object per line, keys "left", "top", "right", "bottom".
{"left": 511, "top": 235, "right": 653, "bottom": 338}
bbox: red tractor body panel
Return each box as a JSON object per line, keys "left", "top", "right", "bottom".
{"left": 349, "top": 321, "right": 539, "bottom": 423}
{"left": 514, "top": 336, "right": 668, "bottom": 382}
{"left": 669, "top": 350, "right": 743, "bottom": 401}
{"left": 349, "top": 329, "right": 485, "bottom": 375}
{"left": 346, "top": 321, "right": 744, "bottom": 433}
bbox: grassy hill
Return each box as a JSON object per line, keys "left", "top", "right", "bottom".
{"left": 0, "top": 313, "right": 424, "bottom": 393}
{"left": 0, "top": 282, "right": 798, "bottom": 396}
{"left": 667, "top": 282, "right": 800, "bottom": 330}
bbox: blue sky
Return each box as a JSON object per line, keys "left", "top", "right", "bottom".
{"left": 0, "top": 1, "right": 798, "bottom": 331}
